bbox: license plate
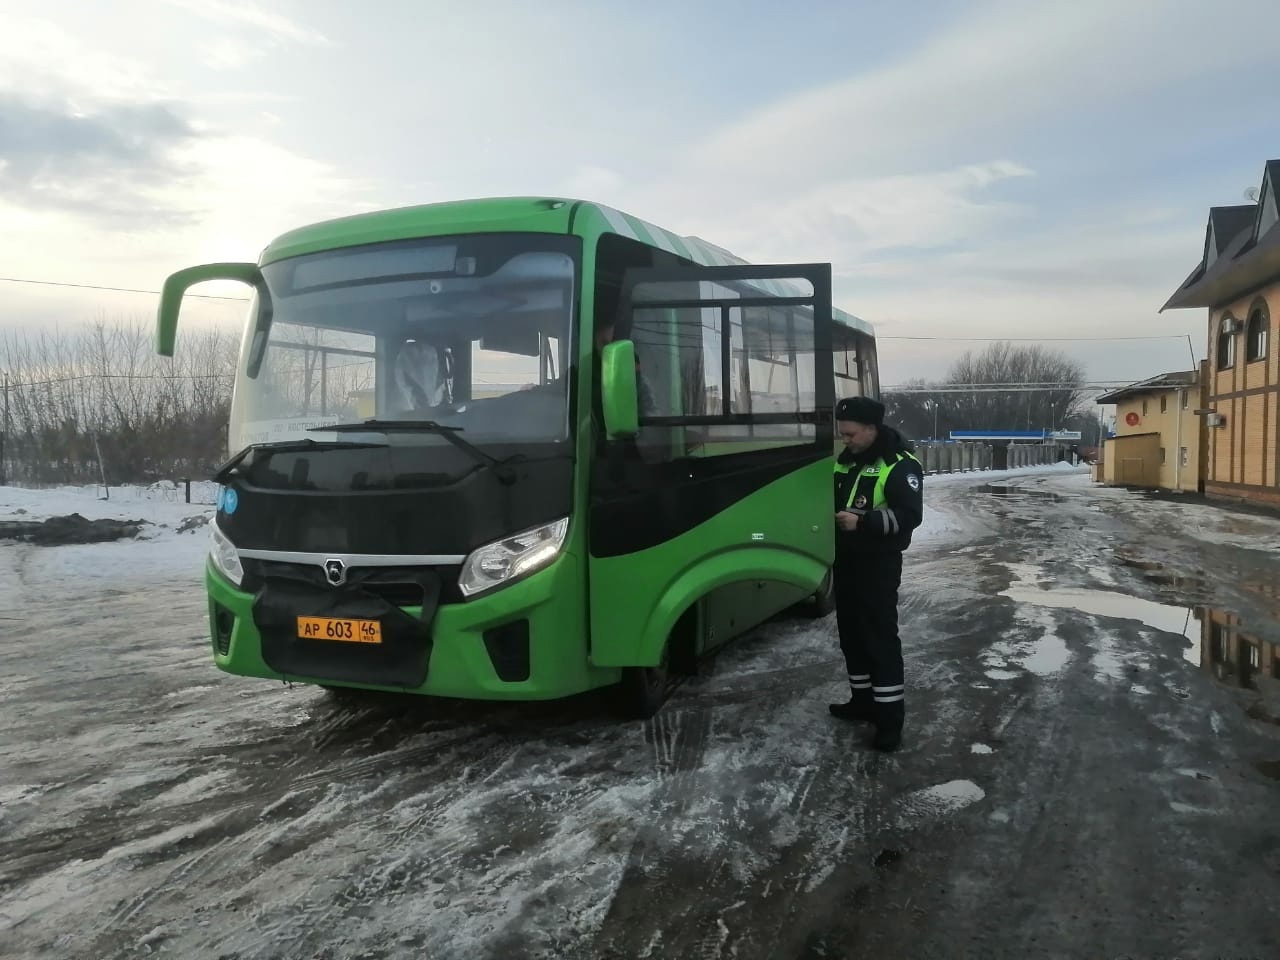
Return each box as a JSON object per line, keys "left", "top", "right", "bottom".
{"left": 297, "top": 616, "right": 383, "bottom": 644}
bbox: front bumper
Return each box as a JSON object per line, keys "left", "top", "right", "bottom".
{"left": 203, "top": 553, "right": 615, "bottom": 700}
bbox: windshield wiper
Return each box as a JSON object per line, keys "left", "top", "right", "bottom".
{"left": 311, "top": 419, "right": 522, "bottom": 485}
{"left": 213, "top": 438, "right": 388, "bottom": 485}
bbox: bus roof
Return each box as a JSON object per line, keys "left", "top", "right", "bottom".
{"left": 259, "top": 196, "right": 874, "bottom": 337}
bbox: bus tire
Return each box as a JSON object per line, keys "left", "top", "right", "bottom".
{"left": 808, "top": 568, "right": 836, "bottom": 618}
{"left": 321, "top": 684, "right": 372, "bottom": 705}
{"left": 614, "top": 642, "right": 670, "bottom": 720}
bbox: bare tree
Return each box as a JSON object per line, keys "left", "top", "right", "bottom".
{"left": 943, "top": 342, "right": 1086, "bottom": 432}
{"left": 883, "top": 378, "right": 946, "bottom": 441}
{"left": 1, "top": 315, "right": 236, "bottom": 485}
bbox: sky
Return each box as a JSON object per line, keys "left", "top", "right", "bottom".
{"left": 1, "top": 0, "right": 1278, "bottom": 390}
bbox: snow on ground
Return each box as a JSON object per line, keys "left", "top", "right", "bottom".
{"left": 920, "top": 459, "right": 1085, "bottom": 486}
{"left": 0, "top": 482, "right": 217, "bottom": 617}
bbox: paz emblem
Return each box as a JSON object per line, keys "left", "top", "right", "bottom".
{"left": 324, "top": 558, "right": 347, "bottom": 587}
{"left": 907, "top": 474, "right": 920, "bottom": 491}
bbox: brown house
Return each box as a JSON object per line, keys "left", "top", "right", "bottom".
{"left": 1096, "top": 369, "right": 1206, "bottom": 491}
{"left": 1162, "top": 159, "right": 1280, "bottom": 506}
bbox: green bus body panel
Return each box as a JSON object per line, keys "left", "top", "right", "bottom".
{"left": 258, "top": 197, "right": 579, "bottom": 265}
{"left": 588, "top": 459, "right": 835, "bottom": 668}
{"left": 204, "top": 549, "right": 619, "bottom": 700}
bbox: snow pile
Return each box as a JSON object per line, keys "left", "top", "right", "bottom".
{"left": 0, "top": 480, "right": 218, "bottom": 525}
{"left": 922, "top": 460, "right": 1087, "bottom": 486}
{"left": 0, "top": 483, "right": 216, "bottom": 615}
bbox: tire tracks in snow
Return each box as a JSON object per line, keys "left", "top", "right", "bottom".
{"left": 14, "top": 723, "right": 529, "bottom": 957}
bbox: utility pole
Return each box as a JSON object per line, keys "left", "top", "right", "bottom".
{"left": 0, "top": 372, "right": 8, "bottom": 486}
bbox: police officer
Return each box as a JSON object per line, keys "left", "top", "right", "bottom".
{"left": 828, "top": 396, "right": 924, "bottom": 752}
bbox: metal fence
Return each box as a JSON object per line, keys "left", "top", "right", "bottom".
{"left": 912, "top": 441, "right": 1068, "bottom": 475}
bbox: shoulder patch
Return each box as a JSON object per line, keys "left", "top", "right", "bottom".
{"left": 907, "top": 473, "right": 920, "bottom": 491}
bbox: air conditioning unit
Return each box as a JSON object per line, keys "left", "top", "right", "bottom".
{"left": 1205, "top": 413, "right": 1226, "bottom": 427}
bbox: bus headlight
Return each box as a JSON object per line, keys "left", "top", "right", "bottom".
{"left": 209, "top": 522, "right": 244, "bottom": 587}
{"left": 459, "top": 518, "right": 568, "bottom": 598}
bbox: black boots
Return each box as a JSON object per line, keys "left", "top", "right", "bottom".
{"left": 871, "top": 700, "right": 904, "bottom": 752}
{"left": 828, "top": 698, "right": 876, "bottom": 722}
{"left": 872, "top": 723, "right": 902, "bottom": 752}
{"left": 829, "top": 696, "right": 904, "bottom": 752}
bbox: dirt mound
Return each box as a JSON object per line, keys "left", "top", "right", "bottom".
{"left": 0, "top": 513, "right": 150, "bottom": 545}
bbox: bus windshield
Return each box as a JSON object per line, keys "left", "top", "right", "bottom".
{"left": 226, "top": 233, "right": 578, "bottom": 456}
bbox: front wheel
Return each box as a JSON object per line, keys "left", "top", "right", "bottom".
{"left": 614, "top": 642, "right": 671, "bottom": 720}
{"left": 806, "top": 568, "right": 836, "bottom": 618}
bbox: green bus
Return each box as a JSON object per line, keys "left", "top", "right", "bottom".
{"left": 156, "top": 197, "right": 879, "bottom": 718}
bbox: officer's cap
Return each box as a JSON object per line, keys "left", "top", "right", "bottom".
{"left": 835, "top": 396, "right": 884, "bottom": 426}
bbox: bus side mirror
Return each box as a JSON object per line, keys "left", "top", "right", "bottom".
{"left": 156, "top": 262, "right": 263, "bottom": 357}
{"left": 600, "top": 339, "right": 639, "bottom": 439}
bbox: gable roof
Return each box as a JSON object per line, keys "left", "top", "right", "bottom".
{"left": 1161, "top": 160, "right": 1280, "bottom": 311}
{"left": 1095, "top": 370, "right": 1197, "bottom": 404}
{"left": 1206, "top": 205, "right": 1257, "bottom": 264}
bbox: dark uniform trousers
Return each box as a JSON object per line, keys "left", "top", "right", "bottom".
{"left": 834, "top": 551, "right": 905, "bottom": 730}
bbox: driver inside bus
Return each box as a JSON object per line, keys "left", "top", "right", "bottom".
{"left": 393, "top": 339, "right": 448, "bottom": 412}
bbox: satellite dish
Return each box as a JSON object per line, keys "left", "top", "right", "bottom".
{"left": 1245, "top": 187, "right": 1260, "bottom": 202}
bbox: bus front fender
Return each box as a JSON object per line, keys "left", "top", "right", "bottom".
{"left": 628, "top": 546, "right": 828, "bottom": 668}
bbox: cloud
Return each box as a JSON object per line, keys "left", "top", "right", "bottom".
{"left": 0, "top": 94, "right": 200, "bottom": 224}
{"left": 674, "top": 0, "right": 1277, "bottom": 191}
{"left": 0, "top": 17, "right": 159, "bottom": 100}
{"left": 160, "top": 134, "right": 373, "bottom": 259}
{"left": 201, "top": 38, "right": 265, "bottom": 71}
{"left": 686, "top": 160, "right": 1037, "bottom": 269}
{"left": 611, "top": 0, "right": 1277, "bottom": 255}
{"left": 160, "top": 0, "right": 331, "bottom": 46}
{"left": 0, "top": 14, "right": 371, "bottom": 315}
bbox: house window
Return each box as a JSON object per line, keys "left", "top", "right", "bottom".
{"left": 1246, "top": 299, "right": 1269, "bottom": 363}
{"left": 1211, "top": 624, "right": 1228, "bottom": 663}
{"left": 1160, "top": 395, "right": 1167, "bottom": 413}
{"left": 1142, "top": 399, "right": 1148, "bottom": 415}
{"left": 1248, "top": 643, "right": 1260, "bottom": 670}
{"left": 1218, "top": 315, "right": 1237, "bottom": 369}
{"left": 1180, "top": 447, "right": 1189, "bottom": 467}
{"left": 1181, "top": 389, "right": 1188, "bottom": 409}
{"left": 1159, "top": 447, "right": 1167, "bottom": 464}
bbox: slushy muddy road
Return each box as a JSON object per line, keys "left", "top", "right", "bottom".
{"left": 2, "top": 468, "right": 1278, "bottom": 959}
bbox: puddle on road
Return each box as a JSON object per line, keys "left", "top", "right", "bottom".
{"left": 1000, "top": 563, "right": 1280, "bottom": 703}
{"left": 979, "top": 484, "right": 1064, "bottom": 503}
{"left": 1001, "top": 562, "right": 1199, "bottom": 665}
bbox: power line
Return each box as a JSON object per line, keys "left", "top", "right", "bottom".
{"left": 885, "top": 384, "right": 1129, "bottom": 394}
{"left": 6, "top": 373, "right": 234, "bottom": 389}
{"left": 0, "top": 277, "right": 250, "bottom": 302}
{"left": 878, "top": 334, "right": 1185, "bottom": 342}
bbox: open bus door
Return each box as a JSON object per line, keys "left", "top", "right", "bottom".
{"left": 589, "top": 263, "right": 835, "bottom": 716}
